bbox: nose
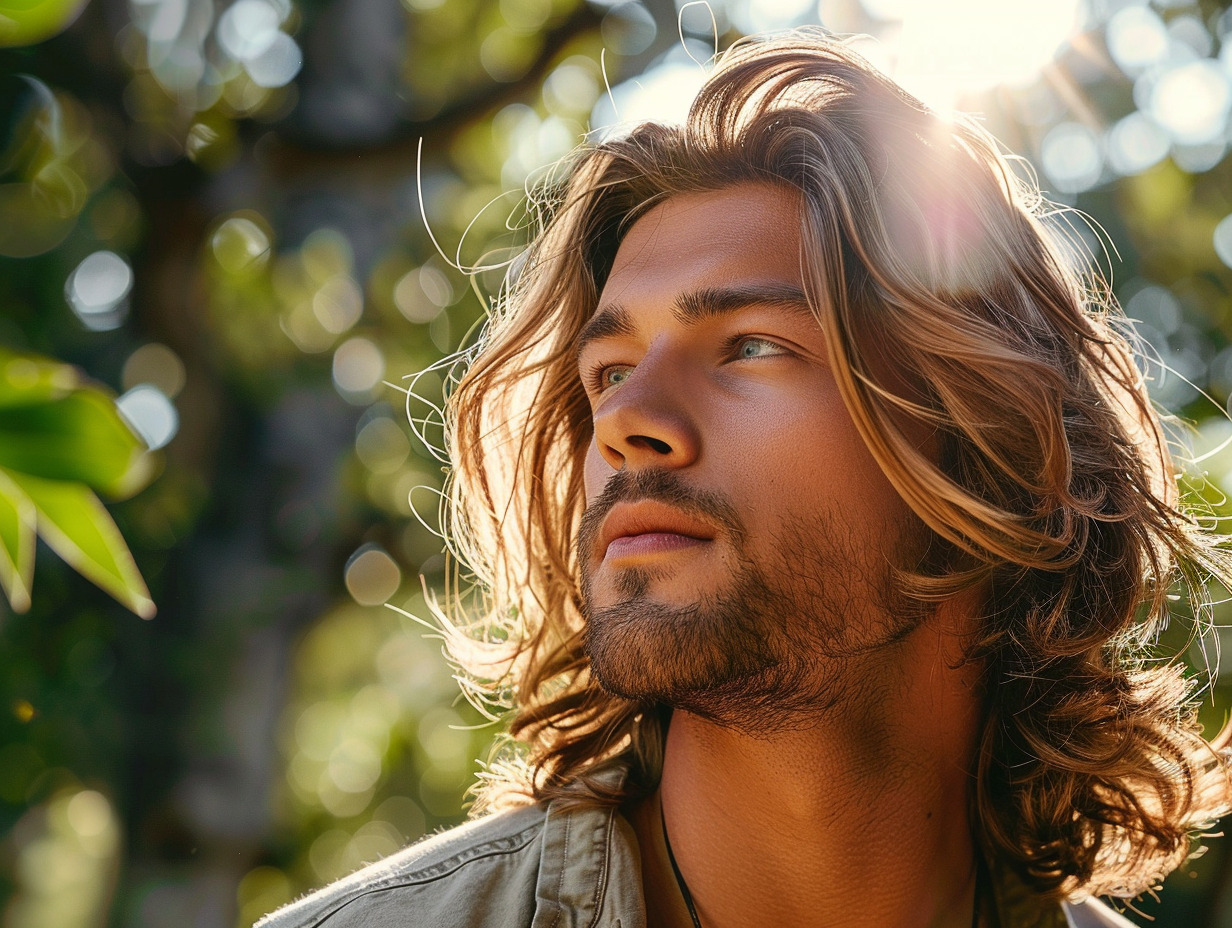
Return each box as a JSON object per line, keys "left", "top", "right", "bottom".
{"left": 591, "top": 353, "right": 702, "bottom": 472}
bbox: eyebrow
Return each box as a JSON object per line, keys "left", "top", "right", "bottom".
{"left": 575, "top": 282, "right": 814, "bottom": 358}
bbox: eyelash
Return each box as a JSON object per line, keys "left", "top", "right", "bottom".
{"left": 584, "top": 335, "right": 788, "bottom": 394}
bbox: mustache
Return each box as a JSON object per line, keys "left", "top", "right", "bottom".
{"left": 576, "top": 468, "right": 746, "bottom": 559}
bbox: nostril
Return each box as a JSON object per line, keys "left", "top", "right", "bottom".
{"left": 632, "top": 435, "right": 672, "bottom": 455}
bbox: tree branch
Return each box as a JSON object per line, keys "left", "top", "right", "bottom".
{"left": 263, "top": 2, "right": 605, "bottom": 180}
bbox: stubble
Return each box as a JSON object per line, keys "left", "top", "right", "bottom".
{"left": 578, "top": 468, "right": 925, "bottom": 732}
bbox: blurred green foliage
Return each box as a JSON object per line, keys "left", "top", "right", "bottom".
{"left": 6, "top": 1, "right": 1232, "bottom": 927}
{"left": 0, "top": 347, "right": 155, "bottom": 617}
{"left": 0, "top": 1, "right": 89, "bottom": 48}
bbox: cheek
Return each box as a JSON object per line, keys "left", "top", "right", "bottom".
{"left": 728, "top": 403, "right": 907, "bottom": 522}
{"left": 725, "top": 388, "right": 861, "bottom": 475}
{"left": 583, "top": 440, "right": 610, "bottom": 504}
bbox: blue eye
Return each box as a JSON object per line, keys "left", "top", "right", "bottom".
{"left": 737, "top": 337, "right": 782, "bottom": 359}
{"left": 602, "top": 366, "right": 631, "bottom": 389}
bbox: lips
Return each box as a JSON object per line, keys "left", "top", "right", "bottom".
{"left": 596, "top": 500, "right": 717, "bottom": 561}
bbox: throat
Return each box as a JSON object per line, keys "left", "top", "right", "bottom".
{"left": 643, "top": 701, "right": 982, "bottom": 928}
{"left": 660, "top": 802, "right": 988, "bottom": 928}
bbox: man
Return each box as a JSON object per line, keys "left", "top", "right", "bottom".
{"left": 260, "top": 32, "right": 1232, "bottom": 928}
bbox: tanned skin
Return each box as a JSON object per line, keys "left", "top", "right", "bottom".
{"left": 578, "top": 184, "right": 986, "bottom": 928}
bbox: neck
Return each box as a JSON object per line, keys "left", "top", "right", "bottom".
{"left": 638, "top": 609, "right": 985, "bottom": 928}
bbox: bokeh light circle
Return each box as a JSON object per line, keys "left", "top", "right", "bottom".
{"left": 122, "top": 343, "right": 187, "bottom": 399}
{"left": 217, "top": 0, "right": 282, "bottom": 61}
{"left": 1106, "top": 111, "right": 1169, "bottom": 176}
{"left": 1213, "top": 213, "right": 1232, "bottom": 269}
{"left": 1040, "top": 122, "right": 1102, "bottom": 193}
{"left": 245, "top": 31, "right": 302, "bottom": 88}
{"left": 332, "top": 337, "right": 385, "bottom": 396}
{"left": 1105, "top": 6, "right": 1169, "bottom": 75}
{"left": 116, "top": 384, "right": 179, "bottom": 451}
{"left": 65, "top": 251, "right": 133, "bottom": 330}
{"left": 344, "top": 545, "right": 402, "bottom": 606}
{"left": 210, "top": 216, "right": 271, "bottom": 274}
{"left": 1149, "top": 60, "right": 1231, "bottom": 145}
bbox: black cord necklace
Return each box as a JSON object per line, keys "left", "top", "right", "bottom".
{"left": 660, "top": 802, "right": 703, "bottom": 928}
{"left": 659, "top": 803, "right": 985, "bottom": 928}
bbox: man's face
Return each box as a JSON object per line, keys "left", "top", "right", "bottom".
{"left": 576, "top": 183, "right": 923, "bottom": 727}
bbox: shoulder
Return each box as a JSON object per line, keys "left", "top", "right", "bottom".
{"left": 256, "top": 803, "right": 550, "bottom": 928}
{"left": 1062, "top": 898, "right": 1143, "bottom": 928}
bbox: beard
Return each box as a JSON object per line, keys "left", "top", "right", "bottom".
{"left": 577, "top": 468, "right": 924, "bottom": 732}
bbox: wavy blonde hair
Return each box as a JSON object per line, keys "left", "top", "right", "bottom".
{"left": 433, "top": 31, "right": 1232, "bottom": 900}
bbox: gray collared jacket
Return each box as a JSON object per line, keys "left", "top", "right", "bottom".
{"left": 257, "top": 796, "right": 1140, "bottom": 928}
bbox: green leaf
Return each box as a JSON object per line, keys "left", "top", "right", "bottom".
{"left": 0, "top": 0, "right": 90, "bottom": 48}
{"left": 0, "top": 468, "right": 35, "bottom": 612}
{"left": 0, "top": 388, "right": 153, "bottom": 498}
{"left": 0, "top": 348, "right": 79, "bottom": 408}
{"left": 5, "top": 469, "right": 155, "bottom": 619}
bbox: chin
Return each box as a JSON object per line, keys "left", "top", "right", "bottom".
{"left": 583, "top": 596, "right": 774, "bottom": 699}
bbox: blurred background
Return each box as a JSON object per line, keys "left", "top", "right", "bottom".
{"left": 4, "top": 0, "right": 1232, "bottom": 925}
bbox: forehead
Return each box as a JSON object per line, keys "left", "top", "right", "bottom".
{"left": 599, "top": 183, "right": 805, "bottom": 304}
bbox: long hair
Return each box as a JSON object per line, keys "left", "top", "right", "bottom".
{"left": 432, "top": 30, "right": 1232, "bottom": 900}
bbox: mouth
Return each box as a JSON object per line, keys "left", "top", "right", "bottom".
{"left": 597, "top": 500, "right": 717, "bottom": 562}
